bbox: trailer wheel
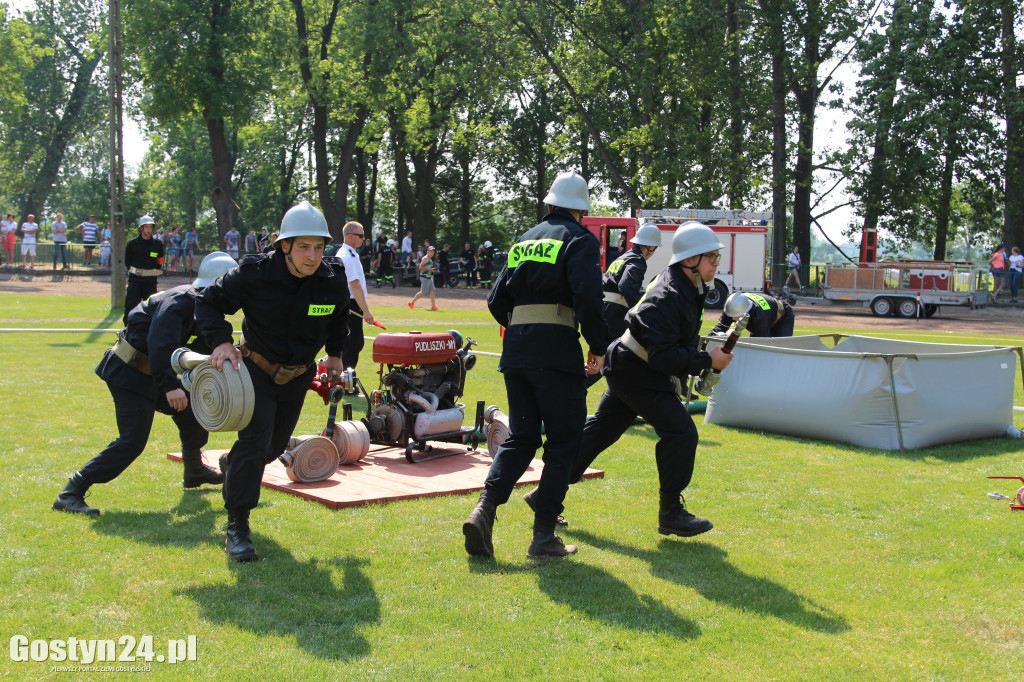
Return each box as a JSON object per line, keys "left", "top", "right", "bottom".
{"left": 896, "top": 298, "right": 919, "bottom": 318}
{"left": 705, "top": 280, "right": 729, "bottom": 309}
{"left": 924, "top": 304, "right": 938, "bottom": 317}
{"left": 871, "top": 297, "right": 894, "bottom": 316}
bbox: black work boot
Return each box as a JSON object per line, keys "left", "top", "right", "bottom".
{"left": 182, "top": 449, "right": 224, "bottom": 488}
{"left": 527, "top": 524, "right": 577, "bottom": 559}
{"left": 225, "top": 511, "right": 258, "bottom": 562}
{"left": 657, "top": 493, "right": 713, "bottom": 537}
{"left": 52, "top": 473, "right": 100, "bottom": 516}
{"left": 522, "top": 488, "right": 568, "bottom": 527}
{"left": 462, "top": 492, "right": 498, "bottom": 557}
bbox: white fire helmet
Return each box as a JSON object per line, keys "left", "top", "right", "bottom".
{"left": 193, "top": 251, "right": 238, "bottom": 288}
{"left": 669, "top": 221, "right": 725, "bottom": 266}
{"left": 138, "top": 215, "right": 155, "bottom": 228}
{"left": 484, "top": 240, "right": 492, "bottom": 248}
{"left": 630, "top": 223, "right": 662, "bottom": 247}
{"left": 275, "top": 201, "right": 332, "bottom": 248}
{"left": 542, "top": 171, "right": 590, "bottom": 212}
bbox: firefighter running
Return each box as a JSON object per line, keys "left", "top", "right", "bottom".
{"left": 565, "top": 221, "right": 734, "bottom": 537}
{"left": 462, "top": 171, "right": 607, "bottom": 560}
{"left": 52, "top": 252, "right": 238, "bottom": 516}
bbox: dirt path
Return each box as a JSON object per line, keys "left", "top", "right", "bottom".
{"left": 2, "top": 268, "right": 1022, "bottom": 335}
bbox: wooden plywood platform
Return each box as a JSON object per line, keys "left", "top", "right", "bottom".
{"left": 167, "top": 445, "right": 603, "bottom": 509}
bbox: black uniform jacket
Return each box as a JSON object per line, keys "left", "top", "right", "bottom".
{"left": 125, "top": 235, "right": 164, "bottom": 274}
{"left": 95, "top": 284, "right": 210, "bottom": 402}
{"left": 195, "top": 251, "right": 350, "bottom": 366}
{"left": 709, "top": 293, "right": 785, "bottom": 338}
{"left": 601, "top": 245, "right": 648, "bottom": 339}
{"left": 605, "top": 265, "right": 712, "bottom": 393}
{"left": 488, "top": 208, "right": 607, "bottom": 374}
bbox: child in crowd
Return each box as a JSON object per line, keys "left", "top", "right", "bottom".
{"left": 99, "top": 239, "right": 111, "bottom": 269}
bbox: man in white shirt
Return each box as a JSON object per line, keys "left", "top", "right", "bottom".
{"left": 401, "top": 231, "right": 413, "bottom": 266}
{"left": 51, "top": 213, "right": 68, "bottom": 269}
{"left": 339, "top": 221, "right": 376, "bottom": 368}
{"left": 20, "top": 214, "right": 38, "bottom": 269}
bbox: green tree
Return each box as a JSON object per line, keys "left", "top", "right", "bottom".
{"left": 126, "top": 0, "right": 285, "bottom": 239}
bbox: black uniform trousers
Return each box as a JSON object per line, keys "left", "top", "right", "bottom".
{"left": 774, "top": 304, "right": 795, "bottom": 337}
{"left": 124, "top": 275, "right": 159, "bottom": 323}
{"left": 221, "top": 359, "right": 314, "bottom": 512}
{"left": 464, "top": 265, "right": 477, "bottom": 287}
{"left": 342, "top": 300, "right": 364, "bottom": 369}
{"left": 79, "top": 383, "right": 208, "bottom": 484}
{"left": 570, "top": 374, "right": 699, "bottom": 497}
{"left": 483, "top": 368, "right": 586, "bottom": 527}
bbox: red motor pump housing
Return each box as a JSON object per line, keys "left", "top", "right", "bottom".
{"left": 372, "top": 331, "right": 458, "bottom": 366}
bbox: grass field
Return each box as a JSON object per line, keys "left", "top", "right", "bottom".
{"left": 2, "top": 293, "right": 1023, "bottom": 680}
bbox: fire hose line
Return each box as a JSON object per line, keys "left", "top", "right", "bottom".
{"left": 281, "top": 435, "right": 339, "bottom": 483}
{"left": 326, "top": 420, "right": 371, "bottom": 466}
{"left": 171, "top": 348, "right": 255, "bottom": 432}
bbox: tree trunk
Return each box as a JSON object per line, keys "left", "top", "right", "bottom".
{"left": 933, "top": 141, "right": 955, "bottom": 261}
{"left": 1002, "top": 0, "right": 1024, "bottom": 247}
{"left": 206, "top": 116, "right": 238, "bottom": 239}
{"left": 19, "top": 53, "right": 101, "bottom": 219}
{"left": 459, "top": 152, "right": 471, "bottom": 246}
{"left": 767, "top": 3, "right": 788, "bottom": 283}
{"left": 726, "top": 0, "right": 745, "bottom": 208}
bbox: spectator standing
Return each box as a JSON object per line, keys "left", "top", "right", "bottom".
{"left": 167, "top": 226, "right": 182, "bottom": 272}
{"left": 461, "top": 242, "right": 477, "bottom": 287}
{"left": 439, "top": 243, "right": 453, "bottom": 287}
{"left": 51, "top": 213, "right": 69, "bottom": 270}
{"left": 1008, "top": 246, "right": 1023, "bottom": 304}
{"left": 78, "top": 215, "right": 100, "bottom": 265}
{"left": 478, "top": 241, "right": 495, "bottom": 288}
{"left": 244, "top": 229, "right": 257, "bottom": 255}
{"left": 100, "top": 240, "right": 111, "bottom": 270}
{"left": 20, "top": 214, "right": 39, "bottom": 269}
{"left": 224, "top": 225, "right": 241, "bottom": 260}
{"left": 2, "top": 213, "right": 16, "bottom": 266}
{"left": 990, "top": 244, "right": 1008, "bottom": 303}
{"left": 181, "top": 226, "right": 199, "bottom": 272}
{"left": 401, "top": 230, "right": 413, "bottom": 266}
{"left": 339, "top": 221, "right": 376, "bottom": 368}
{"left": 102, "top": 222, "right": 112, "bottom": 242}
{"left": 123, "top": 215, "right": 165, "bottom": 323}
{"left": 257, "top": 227, "right": 269, "bottom": 251}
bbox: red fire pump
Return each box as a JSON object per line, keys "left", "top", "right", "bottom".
{"left": 311, "top": 329, "right": 485, "bottom": 462}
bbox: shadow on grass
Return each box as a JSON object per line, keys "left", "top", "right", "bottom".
{"left": 466, "top": 555, "right": 700, "bottom": 639}
{"left": 566, "top": 530, "right": 849, "bottom": 634}
{"left": 92, "top": 489, "right": 223, "bottom": 548}
{"left": 94, "top": 492, "right": 380, "bottom": 660}
{"left": 180, "top": 548, "right": 379, "bottom": 661}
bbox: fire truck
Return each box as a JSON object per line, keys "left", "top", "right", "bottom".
{"left": 582, "top": 208, "right": 773, "bottom": 308}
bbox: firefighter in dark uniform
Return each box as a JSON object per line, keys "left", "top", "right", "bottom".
{"left": 478, "top": 240, "right": 495, "bottom": 288}
{"left": 52, "top": 252, "right": 238, "bottom": 516}
{"left": 123, "top": 215, "right": 165, "bottom": 324}
{"left": 462, "top": 171, "right": 607, "bottom": 559}
{"left": 709, "top": 292, "right": 795, "bottom": 338}
{"left": 566, "top": 222, "right": 734, "bottom": 537}
{"left": 587, "top": 222, "right": 663, "bottom": 388}
{"left": 196, "top": 201, "right": 349, "bottom": 562}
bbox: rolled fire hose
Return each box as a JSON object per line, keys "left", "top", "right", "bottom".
{"left": 483, "top": 405, "right": 510, "bottom": 457}
{"left": 171, "top": 348, "right": 255, "bottom": 432}
{"left": 323, "top": 420, "right": 371, "bottom": 465}
{"left": 279, "top": 435, "right": 339, "bottom": 483}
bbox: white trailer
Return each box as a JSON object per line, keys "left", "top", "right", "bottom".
{"left": 821, "top": 261, "right": 988, "bottom": 317}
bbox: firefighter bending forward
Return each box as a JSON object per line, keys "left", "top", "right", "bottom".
{"left": 462, "top": 171, "right": 607, "bottom": 560}
{"left": 566, "top": 222, "right": 734, "bottom": 537}
{"left": 197, "top": 201, "right": 349, "bottom": 562}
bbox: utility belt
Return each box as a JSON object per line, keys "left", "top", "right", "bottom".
{"left": 620, "top": 329, "right": 682, "bottom": 396}
{"left": 111, "top": 334, "right": 151, "bottom": 375}
{"left": 603, "top": 291, "right": 628, "bottom": 307}
{"left": 508, "top": 304, "right": 577, "bottom": 329}
{"left": 237, "top": 338, "right": 309, "bottom": 385}
{"left": 128, "top": 267, "right": 163, "bottom": 277}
